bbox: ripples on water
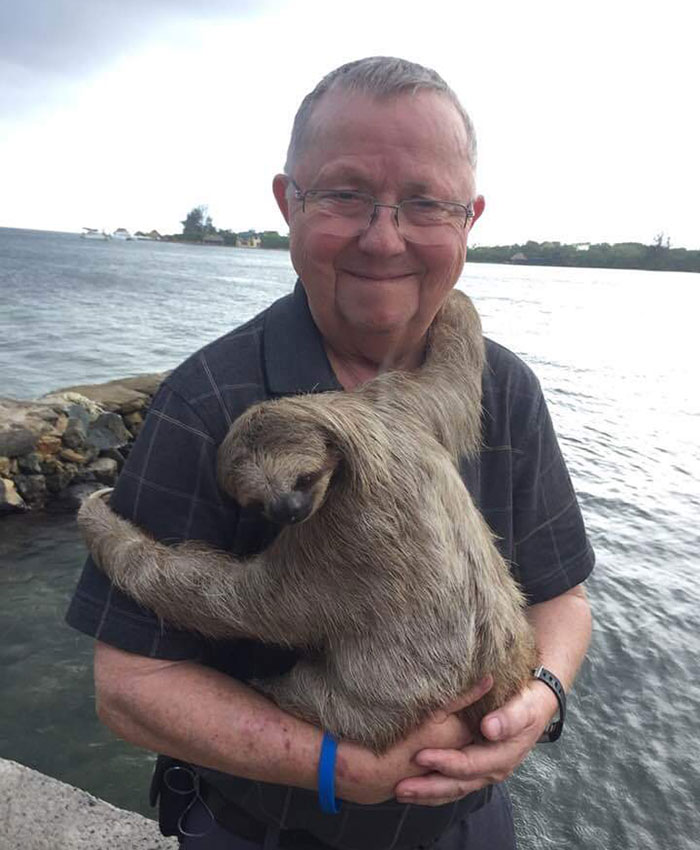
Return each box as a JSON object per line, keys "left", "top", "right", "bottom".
{"left": 1, "top": 228, "right": 699, "bottom": 847}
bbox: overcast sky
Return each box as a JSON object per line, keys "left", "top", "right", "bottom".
{"left": 1, "top": 0, "right": 697, "bottom": 247}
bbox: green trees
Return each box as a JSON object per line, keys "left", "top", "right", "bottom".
{"left": 176, "top": 208, "right": 289, "bottom": 249}
{"left": 181, "top": 206, "right": 216, "bottom": 241}
{"left": 467, "top": 240, "right": 700, "bottom": 273}
{"left": 260, "top": 231, "right": 290, "bottom": 249}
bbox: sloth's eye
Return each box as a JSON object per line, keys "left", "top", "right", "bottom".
{"left": 295, "top": 473, "right": 317, "bottom": 491}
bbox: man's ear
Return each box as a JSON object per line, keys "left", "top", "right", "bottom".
{"left": 469, "top": 195, "right": 486, "bottom": 230}
{"left": 273, "top": 174, "right": 291, "bottom": 224}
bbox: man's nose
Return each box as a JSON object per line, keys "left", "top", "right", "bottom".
{"left": 357, "top": 204, "right": 406, "bottom": 254}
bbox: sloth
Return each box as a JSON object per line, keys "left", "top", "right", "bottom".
{"left": 78, "top": 290, "right": 537, "bottom": 753}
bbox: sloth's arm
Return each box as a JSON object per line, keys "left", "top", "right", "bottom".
{"left": 77, "top": 492, "right": 314, "bottom": 645}
{"left": 358, "top": 290, "right": 485, "bottom": 458}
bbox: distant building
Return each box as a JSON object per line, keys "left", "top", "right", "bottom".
{"left": 203, "top": 233, "right": 224, "bottom": 244}
{"left": 574, "top": 242, "right": 591, "bottom": 251}
{"left": 236, "top": 231, "right": 262, "bottom": 248}
{"left": 509, "top": 252, "right": 528, "bottom": 263}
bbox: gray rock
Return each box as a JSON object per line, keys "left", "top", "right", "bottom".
{"left": 55, "top": 372, "right": 167, "bottom": 412}
{"left": 100, "top": 447, "right": 126, "bottom": 470}
{"left": 0, "top": 478, "right": 27, "bottom": 514}
{"left": 39, "top": 455, "right": 63, "bottom": 476}
{"left": 124, "top": 410, "right": 144, "bottom": 436}
{"left": 46, "top": 467, "right": 75, "bottom": 494}
{"left": 40, "top": 392, "right": 104, "bottom": 419}
{"left": 54, "top": 382, "right": 148, "bottom": 414}
{"left": 18, "top": 451, "right": 43, "bottom": 474}
{"left": 71, "top": 467, "right": 97, "bottom": 484}
{"left": 63, "top": 416, "right": 88, "bottom": 450}
{"left": 118, "top": 372, "right": 168, "bottom": 396}
{"left": 67, "top": 402, "right": 98, "bottom": 427}
{"left": 86, "top": 457, "right": 119, "bottom": 485}
{"left": 86, "top": 413, "right": 131, "bottom": 451}
{"left": 0, "top": 425, "right": 38, "bottom": 457}
{"left": 14, "top": 474, "right": 48, "bottom": 504}
{"left": 0, "top": 399, "right": 60, "bottom": 457}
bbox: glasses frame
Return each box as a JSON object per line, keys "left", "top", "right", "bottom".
{"left": 288, "top": 179, "right": 474, "bottom": 232}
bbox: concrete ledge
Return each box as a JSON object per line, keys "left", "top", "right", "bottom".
{"left": 0, "top": 759, "right": 178, "bottom": 849}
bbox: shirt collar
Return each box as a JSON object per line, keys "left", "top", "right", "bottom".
{"left": 263, "top": 280, "right": 341, "bottom": 395}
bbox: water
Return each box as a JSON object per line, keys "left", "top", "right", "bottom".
{"left": 1, "top": 227, "right": 699, "bottom": 847}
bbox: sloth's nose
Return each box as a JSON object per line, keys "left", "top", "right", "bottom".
{"left": 267, "top": 491, "right": 313, "bottom": 525}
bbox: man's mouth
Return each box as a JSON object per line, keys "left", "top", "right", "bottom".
{"left": 341, "top": 270, "right": 416, "bottom": 281}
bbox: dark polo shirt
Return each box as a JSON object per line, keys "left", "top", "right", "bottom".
{"left": 66, "top": 281, "right": 594, "bottom": 849}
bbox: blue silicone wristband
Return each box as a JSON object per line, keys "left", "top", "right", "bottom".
{"left": 318, "top": 732, "right": 341, "bottom": 814}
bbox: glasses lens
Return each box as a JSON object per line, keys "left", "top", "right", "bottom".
{"left": 304, "top": 191, "right": 372, "bottom": 237}
{"left": 399, "top": 201, "right": 466, "bottom": 245}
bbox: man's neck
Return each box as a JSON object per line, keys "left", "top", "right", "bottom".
{"left": 324, "top": 337, "right": 426, "bottom": 390}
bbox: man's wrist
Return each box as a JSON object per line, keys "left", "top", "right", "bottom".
{"left": 531, "top": 677, "right": 559, "bottom": 720}
{"left": 531, "top": 666, "right": 567, "bottom": 742}
{"left": 335, "top": 741, "right": 375, "bottom": 803}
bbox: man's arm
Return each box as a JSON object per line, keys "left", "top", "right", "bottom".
{"left": 393, "top": 584, "right": 592, "bottom": 806}
{"left": 94, "top": 640, "right": 491, "bottom": 807}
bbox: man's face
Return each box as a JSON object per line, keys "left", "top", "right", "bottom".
{"left": 274, "top": 90, "right": 483, "bottom": 356}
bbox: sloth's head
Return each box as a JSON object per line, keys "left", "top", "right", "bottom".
{"left": 217, "top": 398, "right": 342, "bottom": 526}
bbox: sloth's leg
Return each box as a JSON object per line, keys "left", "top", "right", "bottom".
{"left": 77, "top": 490, "right": 312, "bottom": 644}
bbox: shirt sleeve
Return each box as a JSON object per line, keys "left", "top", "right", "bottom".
{"left": 511, "top": 391, "right": 595, "bottom": 604}
{"left": 65, "top": 382, "right": 238, "bottom": 660}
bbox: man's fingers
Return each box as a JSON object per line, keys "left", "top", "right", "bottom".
{"left": 394, "top": 772, "right": 483, "bottom": 805}
{"left": 435, "top": 676, "right": 493, "bottom": 721}
{"left": 412, "top": 742, "right": 515, "bottom": 788}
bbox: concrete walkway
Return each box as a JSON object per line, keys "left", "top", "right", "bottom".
{"left": 0, "top": 759, "right": 178, "bottom": 849}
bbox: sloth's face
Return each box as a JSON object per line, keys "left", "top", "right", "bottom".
{"left": 217, "top": 402, "right": 341, "bottom": 526}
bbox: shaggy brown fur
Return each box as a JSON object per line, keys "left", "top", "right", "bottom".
{"left": 78, "top": 290, "right": 537, "bottom": 753}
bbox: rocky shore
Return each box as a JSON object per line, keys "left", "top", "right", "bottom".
{"left": 0, "top": 373, "right": 167, "bottom": 515}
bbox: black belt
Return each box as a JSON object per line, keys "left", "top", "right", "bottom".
{"left": 201, "top": 782, "right": 328, "bottom": 847}
{"left": 200, "top": 780, "right": 492, "bottom": 850}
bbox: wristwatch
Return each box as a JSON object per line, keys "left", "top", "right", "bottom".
{"left": 532, "top": 666, "right": 566, "bottom": 743}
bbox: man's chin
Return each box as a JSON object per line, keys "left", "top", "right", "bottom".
{"left": 336, "top": 284, "right": 420, "bottom": 334}
{"left": 340, "top": 306, "right": 417, "bottom": 336}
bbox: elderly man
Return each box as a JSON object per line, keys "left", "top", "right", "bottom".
{"left": 67, "top": 57, "right": 593, "bottom": 849}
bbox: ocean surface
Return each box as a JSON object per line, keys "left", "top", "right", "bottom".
{"left": 1, "top": 226, "right": 699, "bottom": 848}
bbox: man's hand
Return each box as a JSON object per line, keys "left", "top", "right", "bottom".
{"left": 392, "top": 585, "right": 592, "bottom": 807}
{"left": 335, "top": 677, "right": 493, "bottom": 806}
{"left": 392, "top": 679, "right": 557, "bottom": 807}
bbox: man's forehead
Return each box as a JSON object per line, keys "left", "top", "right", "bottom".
{"left": 296, "top": 89, "right": 473, "bottom": 187}
{"left": 308, "top": 89, "right": 467, "bottom": 146}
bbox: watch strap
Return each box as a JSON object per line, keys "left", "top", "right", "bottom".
{"left": 532, "top": 665, "right": 566, "bottom": 743}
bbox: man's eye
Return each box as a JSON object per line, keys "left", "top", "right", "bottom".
{"left": 322, "top": 191, "right": 362, "bottom": 203}
{"left": 411, "top": 199, "right": 441, "bottom": 210}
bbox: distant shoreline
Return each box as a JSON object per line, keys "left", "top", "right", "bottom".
{"left": 2, "top": 227, "right": 699, "bottom": 273}
{"left": 166, "top": 236, "right": 700, "bottom": 274}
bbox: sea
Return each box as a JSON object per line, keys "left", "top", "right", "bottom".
{"left": 1, "top": 226, "right": 699, "bottom": 848}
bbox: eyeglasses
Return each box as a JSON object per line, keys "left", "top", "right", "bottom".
{"left": 289, "top": 180, "right": 474, "bottom": 246}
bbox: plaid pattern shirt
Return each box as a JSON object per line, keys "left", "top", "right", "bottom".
{"left": 66, "top": 281, "right": 594, "bottom": 849}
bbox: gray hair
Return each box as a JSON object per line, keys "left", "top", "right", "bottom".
{"left": 284, "top": 56, "right": 477, "bottom": 174}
